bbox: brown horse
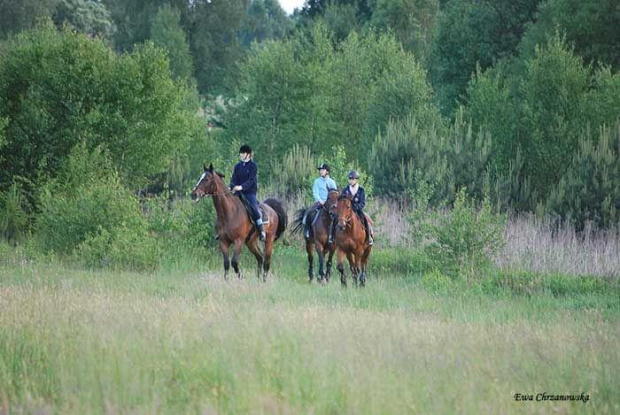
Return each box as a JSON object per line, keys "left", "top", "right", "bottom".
{"left": 190, "top": 164, "right": 287, "bottom": 281}
{"left": 334, "top": 194, "right": 373, "bottom": 287}
{"left": 292, "top": 189, "right": 340, "bottom": 284}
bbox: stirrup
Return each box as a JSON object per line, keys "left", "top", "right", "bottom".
{"left": 259, "top": 231, "right": 266, "bottom": 241}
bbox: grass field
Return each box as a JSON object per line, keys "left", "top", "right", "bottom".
{"left": 1, "top": 246, "right": 619, "bottom": 414}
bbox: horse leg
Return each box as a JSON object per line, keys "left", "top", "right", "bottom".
{"left": 347, "top": 252, "right": 358, "bottom": 286}
{"left": 246, "top": 237, "right": 264, "bottom": 280}
{"left": 337, "top": 249, "right": 347, "bottom": 287}
{"left": 261, "top": 236, "right": 275, "bottom": 282}
{"left": 325, "top": 245, "right": 336, "bottom": 283}
{"left": 220, "top": 242, "right": 231, "bottom": 280}
{"left": 360, "top": 246, "right": 372, "bottom": 287}
{"left": 231, "top": 239, "right": 244, "bottom": 279}
{"left": 316, "top": 243, "right": 327, "bottom": 284}
{"left": 306, "top": 240, "right": 315, "bottom": 283}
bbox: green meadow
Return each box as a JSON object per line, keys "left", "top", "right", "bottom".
{"left": 1, "top": 246, "right": 618, "bottom": 414}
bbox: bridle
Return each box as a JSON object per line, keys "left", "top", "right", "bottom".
{"left": 192, "top": 172, "right": 232, "bottom": 199}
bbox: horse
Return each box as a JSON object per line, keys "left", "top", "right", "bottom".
{"left": 190, "top": 164, "right": 287, "bottom": 281}
{"left": 291, "top": 189, "right": 340, "bottom": 284}
{"left": 334, "top": 194, "right": 373, "bottom": 287}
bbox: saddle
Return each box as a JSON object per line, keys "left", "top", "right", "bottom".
{"left": 237, "top": 194, "right": 268, "bottom": 227}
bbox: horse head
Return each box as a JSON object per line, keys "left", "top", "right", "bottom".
{"left": 326, "top": 188, "right": 340, "bottom": 216}
{"left": 336, "top": 194, "right": 353, "bottom": 230}
{"left": 191, "top": 163, "right": 226, "bottom": 201}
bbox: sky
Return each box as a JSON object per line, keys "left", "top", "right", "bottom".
{"left": 278, "top": 0, "right": 305, "bottom": 15}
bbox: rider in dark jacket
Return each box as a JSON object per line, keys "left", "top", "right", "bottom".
{"left": 230, "top": 144, "right": 265, "bottom": 241}
{"left": 338, "top": 170, "right": 373, "bottom": 245}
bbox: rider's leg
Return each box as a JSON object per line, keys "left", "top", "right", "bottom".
{"left": 246, "top": 193, "right": 266, "bottom": 241}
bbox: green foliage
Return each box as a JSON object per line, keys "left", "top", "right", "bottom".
{"left": 546, "top": 123, "right": 620, "bottom": 229}
{"left": 227, "top": 25, "right": 439, "bottom": 169}
{"left": 426, "top": 189, "right": 505, "bottom": 281}
{"left": 53, "top": 0, "right": 115, "bottom": 39}
{"left": 371, "top": 0, "right": 439, "bottom": 61}
{"left": 322, "top": 3, "right": 360, "bottom": 42}
{"left": 0, "top": 0, "right": 56, "bottom": 38}
{"left": 240, "top": 0, "right": 290, "bottom": 46}
{"left": 466, "top": 34, "right": 620, "bottom": 215}
{"left": 0, "top": 182, "right": 30, "bottom": 244}
{"left": 35, "top": 144, "right": 156, "bottom": 270}
{"left": 369, "top": 109, "right": 490, "bottom": 205}
{"left": 151, "top": 4, "right": 193, "bottom": 81}
{"left": 320, "top": 145, "right": 373, "bottom": 196}
{"left": 76, "top": 225, "right": 159, "bottom": 271}
{"left": 143, "top": 193, "right": 217, "bottom": 253}
{"left": 189, "top": 0, "right": 249, "bottom": 93}
{"left": 520, "top": 0, "right": 620, "bottom": 70}
{"left": 270, "top": 145, "right": 318, "bottom": 198}
{"left": 0, "top": 24, "right": 202, "bottom": 200}
{"left": 430, "top": 0, "right": 540, "bottom": 113}
{"left": 421, "top": 269, "right": 456, "bottom": 293}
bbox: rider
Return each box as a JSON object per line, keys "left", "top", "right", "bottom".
{"left": 230, "top": 144, "right": 266, "bottom": 241}
{"left": 339, "top": 170, "right": 373, "bottom": 246}
{"left": 303, "top": 163, "right": 337, "bottom": 239}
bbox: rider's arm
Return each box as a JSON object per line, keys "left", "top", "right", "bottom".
{"left": 239, "top": 162, "right": 257, "bottom": 191}
{"left": 356, "top": 188, "right": 366, "bottom": 211}
{"left": 312, "top": 178, "right": 323, "bottom": 203}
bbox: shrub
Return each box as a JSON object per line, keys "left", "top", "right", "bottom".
{"left": 426, "top": 189, "right": 505, "bottom": 282}
{"left": 36, "top": 144, "right": 158, "bottom": 269}
{"left": 76, "top": 225, "right": 159, "bottom": 271}
{"left": 0, "top": 182, "right": 30, "bottom": 244}
{"left": 421, "top": 269, "right": 455, "bottom": 293}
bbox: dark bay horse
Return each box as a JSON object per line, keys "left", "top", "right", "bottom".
{"left": 292, "top": 189, "right": 339, "bottom": 284}
{"left": 191, "top": 164, "right": 287, "bottom": 281}
{"left": 334, "top": 194, "right": 373, "bottom": 287}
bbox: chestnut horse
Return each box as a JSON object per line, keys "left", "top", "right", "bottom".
{"left": 190, "top": 164, "right": 287, "bottom": 281}
{"left": 334, "top": 194, "right": 372, "bottom": 287}
{"left": 292, "top": 189, "right": 339, "bottom": 284}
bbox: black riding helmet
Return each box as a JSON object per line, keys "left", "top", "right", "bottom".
{"left": 239, "top": 144, "right": 252, "bottom": 154}
{"left": 348, "top": 170, "right": 359, "bottom": 179}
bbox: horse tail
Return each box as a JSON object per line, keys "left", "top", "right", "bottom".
{"left": 264, "top": 198, "right": 288, "bottom": 241}
{"left": 291, "top": 207, "right": 307, "bottom": 235}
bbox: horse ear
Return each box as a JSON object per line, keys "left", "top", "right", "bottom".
{"left": 203, "top": 164, "right": 208, "bottom": 171}
{"left": 208, "top": 163, "right": 214, "bottom": 172}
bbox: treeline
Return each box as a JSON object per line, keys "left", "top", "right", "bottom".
{"left": 0, "top": 0, "right": 619, "bottom": 266}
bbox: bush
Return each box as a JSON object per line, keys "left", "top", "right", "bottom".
{"left": 0, "top": 182, "right": 30, "bottom": 244}
{"left": 421, "top": 269, "right": 455, "bottom": 293}
{"left": 36, "top": 144, "right": 158, "bottom": 269}
{"left": 76, "top": 226, "right": 159, "bottom": 271}
{"left": 0, "top": 23, "right": 202, "bottom": 202}
{"left": 426, "top": 189, "right": 505, "bottom": 282}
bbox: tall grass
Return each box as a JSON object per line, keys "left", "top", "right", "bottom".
{"left": 1, "top": 247, "right": 619, "bottom": 413}
{"left": 371, "top": 199, "right": 619, "bottom": 278}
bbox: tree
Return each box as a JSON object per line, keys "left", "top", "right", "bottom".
{"left": 520, "top": 0, "right": 620, "bottom": 70}
{"left": 0, "top": 24, "right": 203, "bottom": 204}
{"left": 430, "top": 0, "right": 540, "bottom": 114}
{"left": 151, "top": 4, "right": 194, "bottom": 81}
{"left": 240, "top": 0, "right": 290, "bottom": 47}
{"left": 370, "top": 0, "right": 439, "bottom": 61}
{"left": 0, "top": 0, "right": 55, "bottom": 38}
{"left": 53, "top": 0, "right": 115, "bottom": 40}
{"left": 465, "top": 34, "right": 620, "bottom": 213}
{"left": 546, "top": 122, "right": 620, "bottom": 229}
{"left": 190, "top": 0, "right": 250, "bottom": 93}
